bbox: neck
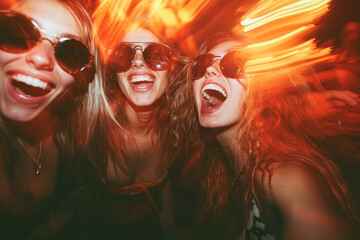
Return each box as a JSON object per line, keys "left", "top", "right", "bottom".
{"left": 212, "top": 123, "right": 243, "bottom": 170}
{"left": 3, "top": 114, "right": 58, "bottom": 144}
{"left": 124, "top": 101, "right": 162, "bottom": 135}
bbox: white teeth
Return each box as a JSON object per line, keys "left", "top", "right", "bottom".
{"left": 129, "top": 75, "right": 154, "bottom": 83}
{"left": 12, "top": 74, "right": 50, "bottom": 90}
{"left": 202, "top": 92, "right": 212, "bottom": 103}
{"left": 201, "top": 83, "right": 227, "bottom": 98}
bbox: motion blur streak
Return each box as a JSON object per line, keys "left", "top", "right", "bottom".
{"left": 234, "top": 0, "right": 332, "bottom": 78}
{"left": 240, "top": 0, "right": 330, "bottom": 32}
{"left": 93, "top": 0, "right": 216, "bottom": 53}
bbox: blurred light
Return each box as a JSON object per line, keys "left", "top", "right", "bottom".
{"left": 93, "top": 0, "right": 216, "bottom": 52}
{"left": 232, "top": 0, "right": 332, "bottom": 77}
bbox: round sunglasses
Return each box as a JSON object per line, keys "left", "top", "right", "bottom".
{"left": 190, "top": 50, "right": 244, "bottom": 80}
{"left": 0, "top": 10, "right": 94, "bottom": 76}
{"left": 108, "top": 43, "right": 173, "bottom": 72}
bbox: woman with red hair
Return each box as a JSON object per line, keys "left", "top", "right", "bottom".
{"left": 173, "top": 32, "right": 360, "bottom": 239}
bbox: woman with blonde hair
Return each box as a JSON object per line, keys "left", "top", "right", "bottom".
{"left": 0, "top": 0, "right": 103, "bottom": 238}
{"left": 73, "top": 20, "right": 190, "bottom": 237}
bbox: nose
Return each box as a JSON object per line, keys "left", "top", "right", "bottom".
{"left": 25, "top": 40, "right": 54, "bottom": 72}
{"left": 132, "top": 50, "right": 146, "bottom": 69}
{"left": 205, "top": 59, "right": 221, "bottom": 78}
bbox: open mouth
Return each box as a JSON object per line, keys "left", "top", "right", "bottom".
{"left": 11, "top": 74, "right": 54, "bottom": 97}
{"left": 129, "top": 75, "right": 154, "bottom": 90}
{"left": 201, "top": 83, "right": 227, "bottom": 110}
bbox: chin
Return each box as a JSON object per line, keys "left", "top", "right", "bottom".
{"left": 129, "top": 93, "right": 165, "bottom": 107}
{"left": 0, "top": 102, "right": 45, "bottom": 123}
{"left": 1, "top": 111, "right": 37, "bottom": 123}
{"left": 199, "top": 118, "right": 221, "bottom": 128}
{"left": 131, "top": 99, "right": 155, "bottom": 107}
{"left": 199, "top": 117, "right": 240, "bottom": 129}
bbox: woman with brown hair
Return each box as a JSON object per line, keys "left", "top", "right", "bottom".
{"left": 173, "top": 32, "right": 360, "bottom": 239}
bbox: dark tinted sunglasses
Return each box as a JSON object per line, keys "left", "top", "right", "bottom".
{"left": 190, "top": 51, "right": 244, "bottom": 80}
{"left": 0, "top": 10, "right": 94, "bottom": 76}
{"left": 108, "top": 43, "right": 172, "bottom": 72}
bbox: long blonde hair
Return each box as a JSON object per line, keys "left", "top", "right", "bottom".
{"left": 77, "top": 21, "right": 189, "bottom": 185}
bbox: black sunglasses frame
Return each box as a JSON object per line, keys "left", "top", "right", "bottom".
{"left": 108, "top": 42, "right": 173, "bottom": 72}
{"left": 0, "top": 10, "right": 94, "bottom": 76}
{"left": 190, "top": 50, "right": 244, "bottom": 80}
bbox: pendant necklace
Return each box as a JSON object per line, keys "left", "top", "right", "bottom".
{"left": 18, "top": 140, "right": 43, "bottom": 175}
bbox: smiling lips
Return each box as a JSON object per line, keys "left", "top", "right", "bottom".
{"left": 129, "top": 74, "right": 154, "bottom": 92}
{"left": 9, "top": 73, "right": 55, "bottom": 104}
{"left": 201, "top": 83, "right": 227, "bottom": 113}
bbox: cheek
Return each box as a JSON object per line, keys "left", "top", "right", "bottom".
{"left": 193, "top": 80, "right": 202, "bottom": 98}
{"left": 157, "top": 70, "right": 169, "bottom": 89}
{"left": 230, "top": 87, "right": 246, "bottom": 116}
{"left": 0, "top": 51, "right": 19, "bottom": 70}
{"left": 117, "top": 73, "right": 128, "bottom": 92}
{"left": 58, "top": 70, "right": 76, "bottom": 89}
{"left": 0, "top": 59, "right": 5, "bottom": 82}
{"left": 232, "top": 104, "right": 243, "bottom": 122}
{"left": 0, "top": 50, "right": 10, "bottom": 60}
{"left": 0, "top": 54, "right": 5, "bottom": 66}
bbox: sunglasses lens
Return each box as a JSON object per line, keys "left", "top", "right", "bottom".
{"left": 221, "top": 51, "right": 243, "bottom": 79}
{"left": 143, "top": 44, "right": 172, "bottom": 71}
{"left": 55, "top": 38, "right": 92, "bottom": 73}
{"left": 191, "top": 54, "right": 213, "bottom": 80}
{"left": 108, "top": 44, "right": 134, "bottom": 72}
{"left": 0, "top": 12, "right": 40, "bottom": 53}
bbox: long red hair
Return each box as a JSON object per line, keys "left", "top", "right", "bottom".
{"left": 175, "top": 32, "right": 360, "bottom": 238}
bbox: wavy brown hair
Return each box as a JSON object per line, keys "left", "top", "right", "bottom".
{"left": 175, "top": 32, "right": 360, "bottom": 238}
{"left": 170, "top": 32, "right": 248, "bottom": 239}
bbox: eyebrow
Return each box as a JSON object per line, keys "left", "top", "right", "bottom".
{"left": 60, "top": 33, "right": 81, "bottom": 40}
{"left": 30, "top": 17, "right": 81, "bottom": 41}
{"left": 124, "top": 42, "right": 156, "bottom": 45}
{"left": 38, "top": 26, "right": 82, "bottom": 42}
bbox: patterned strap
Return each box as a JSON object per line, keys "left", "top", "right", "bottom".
{"left": 245, "top": 200, "right": 276, "bottom": 240}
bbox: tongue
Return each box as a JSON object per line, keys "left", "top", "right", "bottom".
{"left": 131, "top": 81, "right": 153, "bottom": 89}
{"left": 203, "top": 90, "right": 226, "bottom": 109}
{"left": 12, "top": 81, "right": 51, "bottom": 97}
{"left": 132, "top": 80, "right": 153, "bottom": 85}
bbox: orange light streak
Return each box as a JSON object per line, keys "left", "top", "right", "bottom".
{"left": 93, "top": 0, "right": 216, "bottom": 52}
{"left": 246, "top": 25, "right": 314, "bottom": 50}
{"left": 232, "top": 0, "right": 332, "bottom": 79}
{"left": 241, "top": 0, "right": 330, "bottom": 32}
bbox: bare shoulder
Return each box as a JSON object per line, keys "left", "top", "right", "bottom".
{"left": 256, "top": 163, "right": 328, "bottom": 204}
{"left": 254, "top": 163, "right": 356, "bottom": 240}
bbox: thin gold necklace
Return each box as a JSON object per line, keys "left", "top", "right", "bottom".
{"left": 18, "top": 139, "right": 43, "bottom": 175}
